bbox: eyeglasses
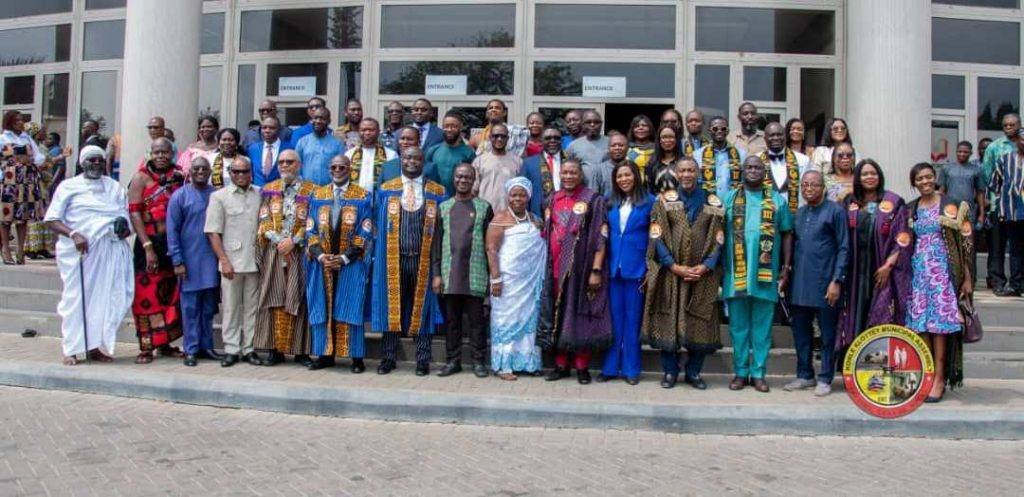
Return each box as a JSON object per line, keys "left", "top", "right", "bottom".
{"left": 583, "top": 120, "right": 602, "bottom": 125}
{"left": 146, "top": 125, "right": 163, "bottom": 130}
{"left": 279, "top": 159, "right": 298, "bottom": 164}
{"left": 259, "top": 108, "right": 275, "bottom": 113}
{"left": 836, "top": 152, "right": 854, "bottom": 158}
{"left": 329, "top": 164, "right": 349, "bottom": 170}
{"left": 83, "top": 156, "right": 104, "bottom": 163}
{"left": 228, "top": 169, "right": 251, "bottom": 175}
{"left": 543, "top": 135, "right": 561, "bottom": 141}
{"left": 386, "top": 108, "right": 404, "bottom": 114}
{"left": 831, "top": 126, "right": 847, "bottom": 131}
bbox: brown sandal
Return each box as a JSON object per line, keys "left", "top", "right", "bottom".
{"left": 88, "top": 350, "right": 114, "bottom": 363}
{"left": 497, "top": 372, "right": 518, "bottom": 381}
{"left": 134, "top": 352, "right": 153, "bottom": 364}
{"left": 62, "top": 355, "right": 79, "bottom": 366}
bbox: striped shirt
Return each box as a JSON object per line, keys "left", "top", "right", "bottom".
{"left": 989, "top": 150, "right": 1024, "bottom": 222}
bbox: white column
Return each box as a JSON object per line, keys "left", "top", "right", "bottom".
{"left": 118, "top": 0, "right": 202, "bottom": 187}
{"left": 846, "top": 0, "right": 931, "bottom": 199}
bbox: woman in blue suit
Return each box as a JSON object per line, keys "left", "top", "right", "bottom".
{"left": 597, "top": 161, "right": 655, "bottom": 384}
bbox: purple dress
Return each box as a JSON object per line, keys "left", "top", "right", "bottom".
{"left": 906, "top": 203, "right": 961, "bottom": 334}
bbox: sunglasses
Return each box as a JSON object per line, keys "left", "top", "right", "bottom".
{"left": 490, "top": 134, "right": 509, "bottom": 139}
{"left": 259, "top": 108, "right": 275, "bottom": 113}
{"left": 229, "top": 169, "right": 251, "bottom": 175}
{"left": 83, "top": 156, "right": 104, "bottom": 163}
{"left": 146, "top": 125, "right": 163, "bottom": 130}
{"left": 329, "top": 164, "right": 349, "bottom": 170}
{"left": 543, "top": 135, "right": 561, "bottom": 141}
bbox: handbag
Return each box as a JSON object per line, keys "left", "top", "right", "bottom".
{"left": 959, "top": 295, "right": 983, "bottom": 343}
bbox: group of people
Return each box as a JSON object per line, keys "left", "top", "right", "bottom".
{"left": 41, "top": 96, "right": 1011, "bottom": 404}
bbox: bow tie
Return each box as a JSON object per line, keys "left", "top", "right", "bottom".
{"left": 769, "top": 152, "right": 785, "bottom": 161}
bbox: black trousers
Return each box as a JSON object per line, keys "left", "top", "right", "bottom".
{"left": 381, "top": 332, "right": 432, "bottom": 364}
{"left": 443, "top": 294, "right": 487, "bottom": 363}
{"left": 989, "top": 220, "right": 1024, "bottom": 291}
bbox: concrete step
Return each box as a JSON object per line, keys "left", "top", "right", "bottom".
{"left": 0, "top": 286, "right": 62, "bottom": 313}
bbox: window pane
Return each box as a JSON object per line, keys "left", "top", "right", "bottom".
{"left": 266, "top": 63, "right": 328, "bottom": 96}
{"left": 696, "top": 7, "right": 835, "bottom": 55}
{"left": 535, "top": 4, "right": 674, "bottom": 50}
{"left": 0, "top": 0, "right": 71, "bottom": 18}
{"left": 4, "top": 76, "right": 35, "bottom": 105}
{"left": 533, "top": 62, "right": 674, "bottom": 98}
{"left": 932, "top": 119, "right": 961, "bottom": 164}
{"left": 338, "top": 62, "right": 362, "bottom": 113}
{"left": 381, "top": 4, "right": 514, "bottom": 48}
{"left": 202, "top": 13, "right": 224, "bottom": 54}
{"left": 235, "top": 65, "right": 255, "bottom": 129}
{"left": 799, "top": 68, "right": 835, "bottom": 148}
{"left": 42, "top": 73, "right": 70, "bottom": 145}
{"left": 0, "top": 25, "right": 71, "bottom": 67}
{"left": 240, "top": 7, "right": 362, "bottom": 52}
{"left": 80, "top": 71, "right": 118, "bottom": 138}
{"left": 933, "top": 0, "right": 1018, "bottom": 7}
{"left": 932, "top": 74, "right": 965, "bottom": 109}
{"left": 694, "top": 65, "right": 730, "bottom": 121}
{"left": 743, "top": 66, "right": 786, "bottom": 102}
{"left": 978, "top": 76, "right": 1020, "bottom": 132}
{"left": 379, "top": 61, "right": 514, "bottom": 95}
{"left": 932, "top": 18, "right": 1019, "bottom": 65}
{"left": 85, "top": 0, "right": 125, "bottom": 9}
{"left": 83, "top": 20, "right": 125, "bottom": 61}
{"left": 199, "top": 66, "right": 222, "bottom": 120}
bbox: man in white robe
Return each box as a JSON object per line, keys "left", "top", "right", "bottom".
{"left": 45, "top": 145, "right": 134, "bottom": 365}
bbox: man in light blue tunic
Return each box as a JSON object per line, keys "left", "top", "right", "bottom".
{"left": 695, "top": 116, "right": 747, "bottom": 201}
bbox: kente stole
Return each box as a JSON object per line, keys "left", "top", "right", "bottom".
{"left": 732, "top": 185, "right": 776, "bottom": 295}
{"left": 701, "top": 145, "right": 741, "bottom": 195}
{"left": 350, "top": 146, "right": 388, "bottom": 185}
{"left": 760, "top": 149, "right": 800, "bottom": 213}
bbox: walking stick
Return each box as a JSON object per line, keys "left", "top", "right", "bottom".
{"left": 79, "top": 255, "right": 89, "bottom": 362}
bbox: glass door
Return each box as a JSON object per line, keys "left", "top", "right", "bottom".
{"left": 931, "top": 115, "right": 965, "bottom": 165}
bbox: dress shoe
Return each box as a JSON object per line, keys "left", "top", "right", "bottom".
{"left": 350, "top": 358, "right": 366, "bottom": 374}
{"left": 684, "top": 375, "right": 708, "bottom": 390}
{"left": 437, "top": 361, "right": 462, "bottom": 377}
{"left": 221, "top": 354, "right": 239, "bottom": 367}
{"left": 263, "top": 350, "right": 284, "bottom": 366}
{"left": 294, "top": 354, "right": 315, "bottom": 368}
{"left": 545, "top": 367, "right": 570, "bottom": 381}
{"left": 415, "top": 362, "right": 430, "bottom": 376}
{"left": 752, "top": 378, "right": 770, "bottom": 393}
{"left": 377, "top": 360, "right": 396, "bottom": 375}
{"left": 577, "top": 369, "right": 592, "bottom": 385}
{"left": 995, "top": 287, "right": 1022, "bottom": 297}
{"left": 472, "top": 363, "right": 489, "bottom": 378}
{"left": 624, "top": 377, "right": 640, "bottom": 386}
{"left": 728, "top": 376, "right": 748, "bottom": 391}
{"left": 244, "top": 352, "right": 263, "bottom": 366}
{"left": 183, "top": 354, "right": 198, "bottom": 367}
{"left": 594, "top": 373, "right": 613, "bottom": 383}
{"left": 660, "top": 373, "right": 678, "bottom": 389}
{"left": 201, "top": 349, "right": 225, "bottom": 361}
{"left": 308, "top": 356, "right": 335, "bottom": 370}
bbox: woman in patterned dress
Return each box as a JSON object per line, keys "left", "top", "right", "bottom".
{"left": 0, "top": 111, "right": 45, "bottom": 264}
{"left": 902, "top": 162, "right": 974, "bottom": 402}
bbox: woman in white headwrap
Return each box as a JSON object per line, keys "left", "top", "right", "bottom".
{"left": 45, "top": 145, "right": 134, "bottom": 365}
{"left": 0, "top": 110, "right": 46, "bottom": 264}
{"left": 485, "top": 176, "right": 547, "bottom": 380}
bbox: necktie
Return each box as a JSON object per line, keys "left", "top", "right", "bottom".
{"left": 331, "top": 187, "right": 343, "bottom": 227}
{"left": 263, "top": 144, "right": 273, "bottom": 178}
{"left": 546, "top": 153, "right": 555, "bottom": 173}
{"left": 402, "top": 182, "right": 416, "bottom": 211}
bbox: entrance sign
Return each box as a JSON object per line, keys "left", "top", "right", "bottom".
{"left": 582, "top": 76, "right": 626, "bottom": 98}
{"left": 425, "top": 75, "right": 468, "bottom": 96}
{"left": 843, "top": 324, "right": 935, "bottom": 419}
{"left": 278, "top": 77, "right": 317, "bottom": 97}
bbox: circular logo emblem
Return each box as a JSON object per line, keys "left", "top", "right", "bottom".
{"left": 848, "top": 202, "right": 860, "bottom": 212}
{"left": 649, "top": 223, "right": 662, "bottom": 239}
{"left": 944, "top": 204, "right": 959, "bottom": 218}
{"left": 843, "top": 324, "right": 935, "bottom": 419}
{"left": 664, "top": 190, "right": 679, "bottom": 202}
{"left": 707, "top": 194, "right": 722, "bottom": 207}
{"left": 572, "top": 201, "right": 588, "bottom": 215}
{"left": 878, "top": 200, "right": 893, "bottom": 214}
{"left": 342, "top": 210, "right": 356, "bottom": 225}
{"left": 896, "top": 231, "right": 912, "bottom": 247}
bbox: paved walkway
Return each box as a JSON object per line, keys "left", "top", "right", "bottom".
{"left": 2, "top": 334, "right": 1023, "bottom": 440}
{"left": 2, "top": 386, "right": 1022, "bottom": 497}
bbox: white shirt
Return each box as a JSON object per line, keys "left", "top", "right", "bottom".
{"left": 543, "top": 152, "right": 562, "bottom": 191}
{"left": 0, "top": 130, "right": 45, "bottom": 166}
{"left": 767, "top": 148, "right": 811, "bottom": 206}
{"left": 400, "top": 174, "right": 425, "bottom": 211}
{"left": 260, "top": 139, "right": 282, "bottom": 173}
{"left": 618, "top": 199, "right": 632, "bottom": 234}
{"left": 346, "top": 145, "right": 398, "bottom": 192}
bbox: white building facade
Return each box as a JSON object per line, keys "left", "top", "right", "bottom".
{"left": 0, "top": 0, "right": 1020, "bottom": 194}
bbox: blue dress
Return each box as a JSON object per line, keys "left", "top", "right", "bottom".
{"left": 905, "top": 204, "right": 961, "bottom": 334}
